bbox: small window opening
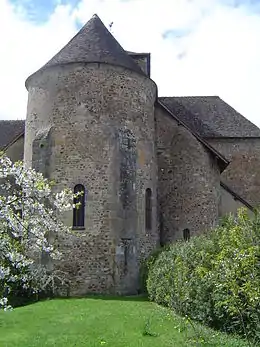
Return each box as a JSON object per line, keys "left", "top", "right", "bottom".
{"left": 145, "top": 188, "right": 152, "bottom": 231}
{"left": 183, "top": 228, "right": 190, "bottom": 242}
{"left": 73, "top": 184, "right": 86, "bottom": 229}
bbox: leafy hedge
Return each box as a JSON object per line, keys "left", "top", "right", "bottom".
{"left": 147, "top": 208, "right": 260, "bottom": 343}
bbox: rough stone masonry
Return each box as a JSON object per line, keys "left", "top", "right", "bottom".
{"left": 1, "top": 14, "right": 258, "bottom": 295}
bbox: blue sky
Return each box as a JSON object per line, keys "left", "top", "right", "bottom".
{"left": 10, "top": 0, "right": 81, "bottom": 23}
{"left": 1, "top": 0, "right": 260, "bottom": 126}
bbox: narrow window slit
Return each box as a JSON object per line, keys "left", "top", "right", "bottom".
{"left": 73, "top": 184, "right": 86, "bottom": 229}
{"left": 145, "top": 188, "right": 152, "bottom": 231}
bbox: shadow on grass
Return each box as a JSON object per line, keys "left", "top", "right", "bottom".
{"left": 11, "top": 293, "right": 149, "bottom": 309}
{"left": 83, "top": 294, "right": 149, "bottom": 302}
{"left": 53, "top": 293, "right": 149, "bottom": 303}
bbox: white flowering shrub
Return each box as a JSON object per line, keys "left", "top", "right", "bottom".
{"left": 0, "top": 154, "right": 74, "bottom": 309}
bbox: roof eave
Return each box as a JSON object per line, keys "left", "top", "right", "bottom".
{"left": 2, "top": 131, "right": 25, "bottom": 152}
{"left": 220, "top": 181, "right": 254, "bottom": 211}
{"left": 25, "top": 60, "right": 149, "bottom": 90}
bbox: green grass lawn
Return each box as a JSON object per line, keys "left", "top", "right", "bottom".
{"left": 0, "top": 296, "right": 248, "bottom": 347}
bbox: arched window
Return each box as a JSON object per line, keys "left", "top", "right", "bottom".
{"left": 145, "top": 188, "right": 152, "bottom": 231}
{"left": 73, "top": 184, "right": 86, "bottom": 229}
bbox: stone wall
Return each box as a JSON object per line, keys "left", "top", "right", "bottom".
{"left": 208, "top": 138, "right": 260, "bottom": 206}
{"left": 5, "top": 135, "right": 24, "bottom": 163}
{"left": 219, "top": 185, "right": 252, "bottom": 217}
{"left": 25, "top": 62, "right": 159, "bottom": 295}
{"left": 155, "top": 104, "right": 220, "bottom": 244}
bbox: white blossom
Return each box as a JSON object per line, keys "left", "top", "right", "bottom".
{"left": 0, "top": 153, "right": 74, "bottom": 309}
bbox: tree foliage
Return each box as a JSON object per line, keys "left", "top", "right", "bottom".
{"left": 0, "top": 154, "right": 73, "bottom": 309}
{"left": 147, "top": 209, "right": 260, "bottom": 344}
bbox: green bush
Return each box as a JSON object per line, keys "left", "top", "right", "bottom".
{"left": 139, "top": 246, "right": 166, "bottom": 293}
{"left": 147, "top": 208, "right": 260, "bottom": 343}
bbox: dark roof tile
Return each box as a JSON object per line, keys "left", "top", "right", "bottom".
{"left": 160, "top": 97, "right": 218, "bottom": 137}
{"left": 159, "top": 96, "right": 260, "bottom": 138}
{"left": 26, "top": 14, "right": 143, "bottom": 85}
{"left": 157, "top": 101, "right": 229, "bottom": 172}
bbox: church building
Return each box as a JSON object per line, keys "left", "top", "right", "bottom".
{"left": 1, "top": 14, "right": 260, "bottom": 295}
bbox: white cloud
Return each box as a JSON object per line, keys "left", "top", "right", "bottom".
{"left": 0, "top": 0, "right": 77, "bottom": 120}
{"left": 1, "top": 0, "right": 260, "bottom": 127}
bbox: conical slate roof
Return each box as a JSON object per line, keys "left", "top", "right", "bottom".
{"left": 27, "top": 14, "right": 143, "bottom": 82}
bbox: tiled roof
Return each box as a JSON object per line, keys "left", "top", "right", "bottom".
{"left": 159, "top": 96, "right": 260, "bottom": 138}
{"left": 157, "top": 101, "right": 229, "bottom": 173}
